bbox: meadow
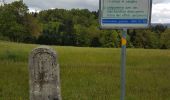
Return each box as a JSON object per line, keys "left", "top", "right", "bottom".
{"left": 0, "top": 41, "right": 170, "bottom": 100}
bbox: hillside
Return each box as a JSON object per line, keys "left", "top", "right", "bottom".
{"left": 0, "top": 41, "right": 170, "bottom": 100}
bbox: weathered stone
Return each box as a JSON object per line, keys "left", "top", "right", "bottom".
{"left": 29, "top": 46, "right": 61, "bottom": 100}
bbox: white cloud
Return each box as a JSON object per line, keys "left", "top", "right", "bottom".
{"left": 24, "top": 0, "right": 98, "bottom": 11}
{"left": 152, "top": 3, "right": 170, "bottom": 23}
{"left": 28, "top": 7, "right": 40, "bottom": 12}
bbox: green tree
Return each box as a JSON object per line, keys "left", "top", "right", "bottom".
{"left": 160, "top": 29, "right": 170, "bottom": 49}
{"left": 131, "top": 30, "right": 159, "bottom": 49}
{"left": 0, "top": 1, "right": 41, "bottom": 43}
{"left": 74, "top": 24, "right": 90, "bottom": 46}
{"left": 100, "top": 30, "right": 120, "bottom": 48}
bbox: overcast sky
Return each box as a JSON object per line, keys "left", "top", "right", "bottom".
{"left": 2, "top": 0, "right": 170, "bottom": 23}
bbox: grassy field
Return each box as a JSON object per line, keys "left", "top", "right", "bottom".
{"left": 0, "top": 41, "right": 170, "bottom": 100}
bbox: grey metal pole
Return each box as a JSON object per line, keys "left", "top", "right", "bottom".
{"left": 121, "top": 28, "right": 127, "bottom": 100}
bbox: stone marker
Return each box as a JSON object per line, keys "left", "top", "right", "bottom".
{"left": 29, "top": 46, "right": 61, "bottom": 100}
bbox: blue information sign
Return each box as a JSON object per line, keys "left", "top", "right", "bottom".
{"left": 99, "top": 0, "right": 152, "bottom": 29}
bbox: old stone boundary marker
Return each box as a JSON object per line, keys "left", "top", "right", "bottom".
{"left": 29, "top": 46, "right": 62, "bottom": 100}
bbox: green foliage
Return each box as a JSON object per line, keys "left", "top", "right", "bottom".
{"left": 34, "top": 8, "right": 170, "bottom": 49}
{"left": 160, "top": 29, "right": 170, "bottom": 49}
{"left": 151, "top": 24, "right": 167, "bottom": 35}
{"left": 129, "top": 29, "right": 160, "bottom": 49}
{"left": 0, "top": 1, "right": 42, "bottom": 43}
{"left": 100, "top": 30, "right": 120, "bottom": 48}
{"left": 36, "top": 8, "right": 118, "bottom": 47}
{"left": 74, "top": 24, "right": 91, "bottom": 46}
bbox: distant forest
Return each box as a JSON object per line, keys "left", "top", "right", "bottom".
{"left": 0, "top": 1, "right": 170, "bottom": 49}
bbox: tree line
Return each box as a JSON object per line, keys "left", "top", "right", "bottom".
{"left": 0, "top": 1, "right": 170, "bottom": 49}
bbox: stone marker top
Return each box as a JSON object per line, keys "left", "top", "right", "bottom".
{"left": 29, "top": 46, "right": 57, "bottom": 64}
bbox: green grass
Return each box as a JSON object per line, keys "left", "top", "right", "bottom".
{"left": 0, "top": 41, "right": 170, "bottom": 100}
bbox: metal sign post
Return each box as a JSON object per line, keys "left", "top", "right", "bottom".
{"left": 121, "top": 28, "right": 127, "bottom": 100}
{"left": 99, "top": 0, "right": 152, "bottom": 100}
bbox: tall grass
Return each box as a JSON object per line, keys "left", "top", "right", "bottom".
{"left": 0, "top": 41, "right": 170, "bottom": 100}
